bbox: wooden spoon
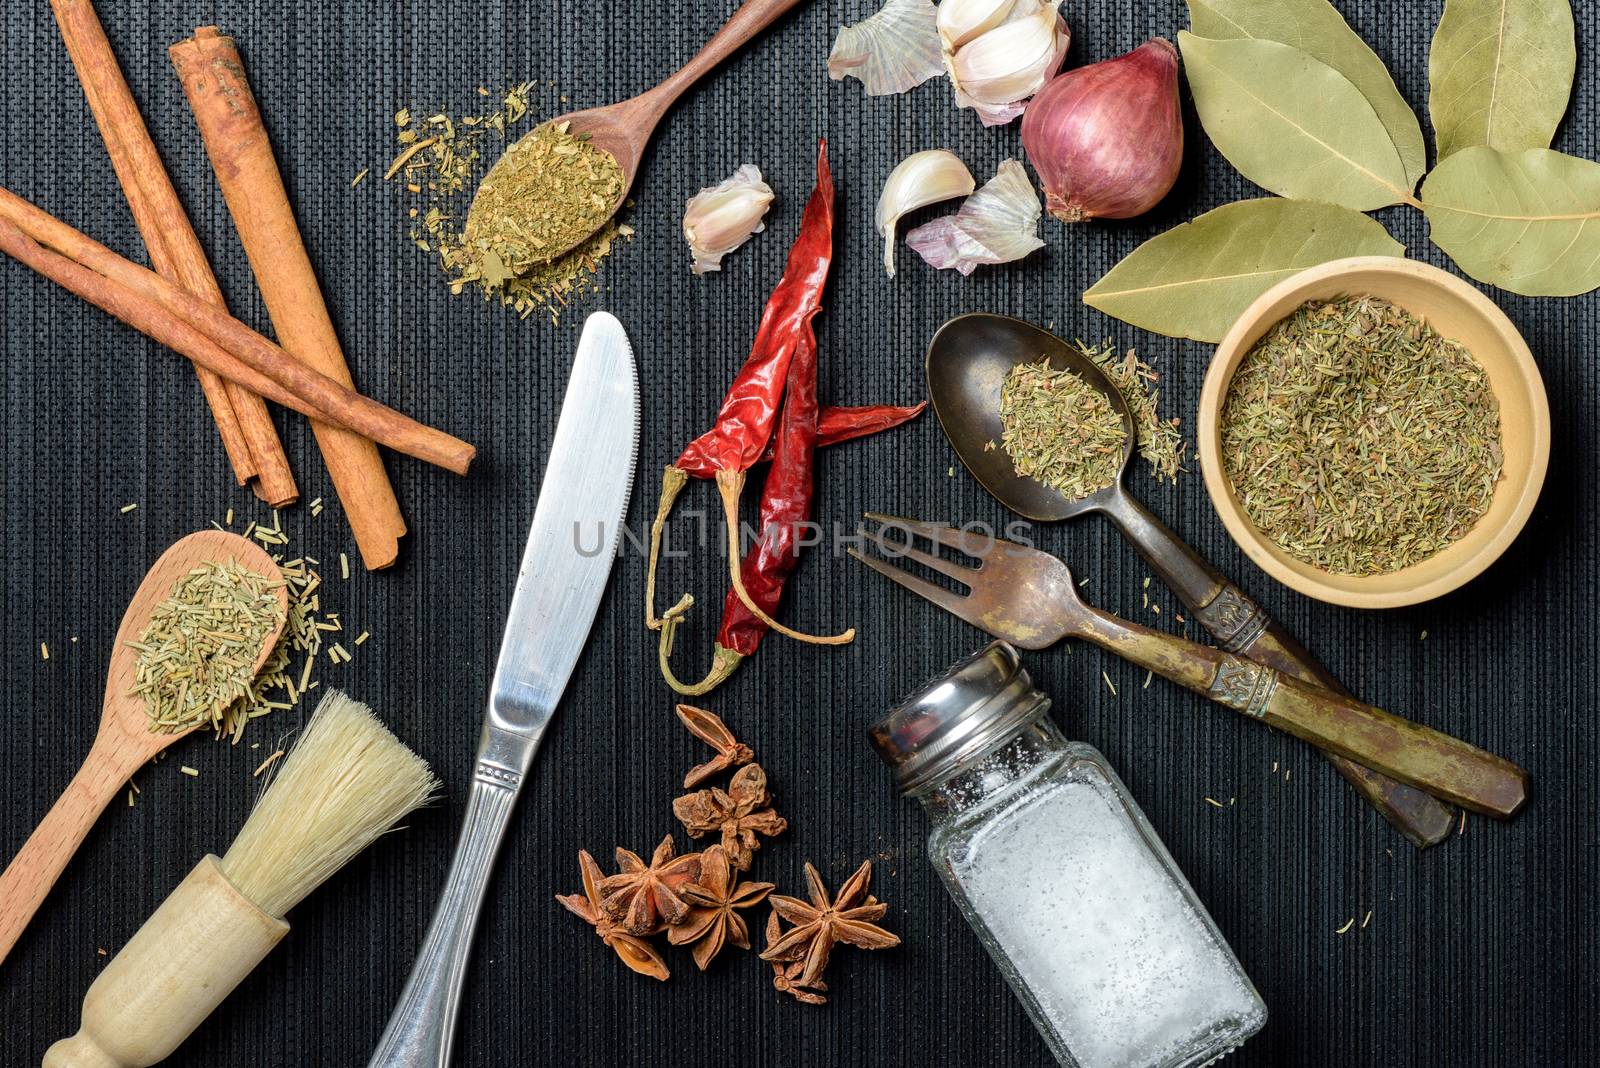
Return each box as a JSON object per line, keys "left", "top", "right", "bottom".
{"left": 474, "top": 0, "right": 807, "bottom": 265}
{"left": 0, "top": 531, "right": 287, "bottom": 965}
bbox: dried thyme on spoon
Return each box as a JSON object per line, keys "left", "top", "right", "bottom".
{"left": 998, "top": 345, "right": 1187, "bottom": 502}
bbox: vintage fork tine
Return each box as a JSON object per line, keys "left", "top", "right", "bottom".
{"left": 847, "top": 548, "right": 974, "bottom": 619}
{"left": 857, "top": 525, "right": 984, "bottom": 583}
{"left": 863, "top": 512, "right": 1001, "bottom": 559}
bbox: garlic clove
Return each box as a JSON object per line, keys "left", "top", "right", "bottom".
{"left": 905, "top": 158, "right": 1044, "bottom": 275}
{"left": 829, "top": 0, "right": 946, "bottom": 97}
{"left": 947, "top": 0, "right": 1069, "bottom": 126}
{"left": 876, "top": 149, "right": 976, "bottom": 277}
{"left": 936, "top": 0, "right": 1017, "bottom": 52}
{"left": 683, "top": 164, "right": 775, "bottom": 275}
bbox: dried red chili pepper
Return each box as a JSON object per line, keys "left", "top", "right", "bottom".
{"left": 661, "top": 317, "right": 825, "bottom": 693}
{"left": 753, "top": 402, "right": 925, "bottom": 467}
{"left": 646, "top": 142, "right": 852, "bottom": 650}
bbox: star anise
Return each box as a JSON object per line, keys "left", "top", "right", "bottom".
{"left": 666, "top": 844, "right": 773, "bottom": 970}
{"left": 764, "top": 910, "right": 828, "bottom": 1004}
{"left": 760, "top": 859, "right": 900, "bottom": 989}
{"left": 672, "top": 763, "right": 787, "bottom": 871}
{"left": 675, "top": 703, "right": 754, "bottom": 788}
{"left": 556, "top": 850, "right": 669, "bottom": 981}
{"left": 596, "top": 834, "right": 702, "bottom": 934}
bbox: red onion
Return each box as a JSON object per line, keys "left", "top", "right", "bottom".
{"left": 1020, "top": 38, "right": 1183, "bottom": 223}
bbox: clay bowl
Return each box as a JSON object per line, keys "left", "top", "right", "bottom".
{"left": 1197, "top": 257, "right": 1550, "bottom": 609}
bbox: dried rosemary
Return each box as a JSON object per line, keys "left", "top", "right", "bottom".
{"left": 128, "top": 561, "right": 286, "bottom": 735}
{"left": 1220, "top": 296, "right": 1503, "bottom": 575}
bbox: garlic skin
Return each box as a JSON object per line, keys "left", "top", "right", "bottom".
{"left": 1021, "top": 38, "right": 1183, "bottom": 222}
{"left": 683, "top": 165, "right": 775, "bottom": 275}
{"left": 876, "top": 149, "right": 976, "bottom": 277}
{"left": 829, "top": 0, "right": 946, "bottom": 97}
{"left": 943, "top": 0, "right": 1070, "bottom": 127}
{"left": 905, "top": 158, "right": 1044, "bottom": 275}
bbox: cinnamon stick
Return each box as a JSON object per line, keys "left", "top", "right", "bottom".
{"left": 0, "top": 200, "right": 474, "bottom": 475}
{"left": 52, "top": 0, "right": 297, "bottom": 506}
{"left": 171, "top": 27, "right": 404, "bottom": 569}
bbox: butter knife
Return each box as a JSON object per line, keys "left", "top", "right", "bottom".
{"left": 369, "top": 312, "right": 639, "bottom": 1067}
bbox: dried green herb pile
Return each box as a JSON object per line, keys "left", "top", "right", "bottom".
{"left": 383, "top": 87, "right": 631, "bottom": 321}
{"left": 129, "top": 561, "right": 286, "bottom": 736}
{"left": 1221, "top": 296, "right": 1503, "bottom": 576}
{"left": 999, "top": 346, "right": 1186, "bottom": 501}
{"left": 1000, "top": 358, "right": 1127, "bottom": 500}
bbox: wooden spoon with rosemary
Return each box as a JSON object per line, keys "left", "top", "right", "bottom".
{"left": 0, "top": 531, "right": 287, "bottom": 965}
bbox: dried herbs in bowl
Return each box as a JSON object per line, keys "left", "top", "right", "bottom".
{"left": 1219, "top": 295, "right": 1504, "bottom": 577}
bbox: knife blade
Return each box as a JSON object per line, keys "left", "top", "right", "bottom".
{"left": 369, "top": 312, "right": 639, "bottom": 1068}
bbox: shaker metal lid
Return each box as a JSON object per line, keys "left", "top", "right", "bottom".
{"left": 867, "top": 640, "right": 1049, "bottom": 795}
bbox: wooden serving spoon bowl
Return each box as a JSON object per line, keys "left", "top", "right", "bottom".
{"left": 0, "top": 530, "right": 287, "bottom": 965}
{"left": 475, "top": 0, "right": 807, "bottom": 265}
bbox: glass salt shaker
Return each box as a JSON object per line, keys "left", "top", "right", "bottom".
{"left": 869, "top": 641, "right": 1266, "bottom": 1068}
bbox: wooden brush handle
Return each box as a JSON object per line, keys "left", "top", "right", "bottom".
{"left": 0, "top": 733, "right": 135, "bottom": 965}
{"left": 44, "top": 855, "right": 288, "bottom": 1068}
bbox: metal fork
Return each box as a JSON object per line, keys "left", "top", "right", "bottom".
{"left": 851, "top": 516, "right": 1528, "bottom": 819}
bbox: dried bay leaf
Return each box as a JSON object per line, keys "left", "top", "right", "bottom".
{"left": 1178, "top": 33, "right": 1415, "bottom": 212}
{"left": 1421, "top": 146, "right": 1600, "bottom": 296}
{"left": 1186, "top": 0, "right": 1426, "bottom": 187}
{"left": 1083, "top": 198, "right": 1404, "bottom": 342}
{"left": 1428, "top": 0, "right": 1575, "bottom": 162}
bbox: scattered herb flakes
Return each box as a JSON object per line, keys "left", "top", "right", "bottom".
{"left": 1362, "top": 909, "right": 1373, "bottom": 929}
{"left": 1336, "top": 917, "right": 1355, "bottom": 935}
{"left": 1204, "top": 797, "right": 1224, "bottom": 808}
{"left": 120, "top": 503, "right": 138, "bottom": 514}
{"left": 351, "top": 168, "right": 369, "bottom": 188}
{"left": 180, "top": 765, "right": 200, "bottom": 778}
{"left": 1221, "top": 296, "right": 1503, "bottom": 575}
{"left": 1101, "top": 671, "right": 1117, "bottom": 697}
{"left": 40, "top": 642, "right": 48, "bottom": 661}
{"left": 1080, "top": 341, "right": 1188, "bottom": 484}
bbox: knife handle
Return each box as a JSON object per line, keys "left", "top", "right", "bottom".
{"left": 368, "top": 757, "right": 522, "bottom": 1068}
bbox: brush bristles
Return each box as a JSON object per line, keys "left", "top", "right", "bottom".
{"left": 220, "top": 690, "right": 439, "bottom": 917}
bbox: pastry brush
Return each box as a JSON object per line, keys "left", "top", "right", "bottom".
{"left": 45, "top": 690, "right": 440, "bottom": 1068}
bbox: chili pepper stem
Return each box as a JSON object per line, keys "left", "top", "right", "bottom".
{"left": 716, "top": 470, "right": 855, "bottom": 646}
{"left": 644, "top": 465, "right": 690, "bottom": 630}
{"left": 657, "top": 600, "right": 745, "bottom": 695}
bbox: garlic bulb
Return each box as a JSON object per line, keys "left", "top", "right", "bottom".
{"left": 943, "top": 0, "right": 1070, "bottom": 126}
{"left": 682, "top": 165, "right": 774, "bottom": 275}
{"left": 937, "top": 0, "right": 1016, "bottom": 51}
{"left": 905, "top": 158, "right": 1044, "bottom": 275}
{"left": 876, "top": 149, "right": 976, "bottom": 277}
{"left": 829, "top": 0, "right": 946, "bottom": 97}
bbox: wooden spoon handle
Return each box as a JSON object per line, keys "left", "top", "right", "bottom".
{"left": 651, "top": 0, "right": 809, "bottom": 106}
{"left": 0, "top": 733, "right": 137, "bottom": 965}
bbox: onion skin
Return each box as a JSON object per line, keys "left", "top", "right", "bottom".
{"left": 1021, "top": 38, "right": 1183, "bottom": 223}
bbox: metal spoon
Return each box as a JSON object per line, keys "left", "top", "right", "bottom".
{"left": 925, "top": 313, "right": 1456, "bottom": 847}
{"left": 472, "top": 0, "right": 806, "bottom": 266}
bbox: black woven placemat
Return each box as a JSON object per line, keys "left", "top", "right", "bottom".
{"left": 2, "top": 1, "right": 1594, "bottom": 1064}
